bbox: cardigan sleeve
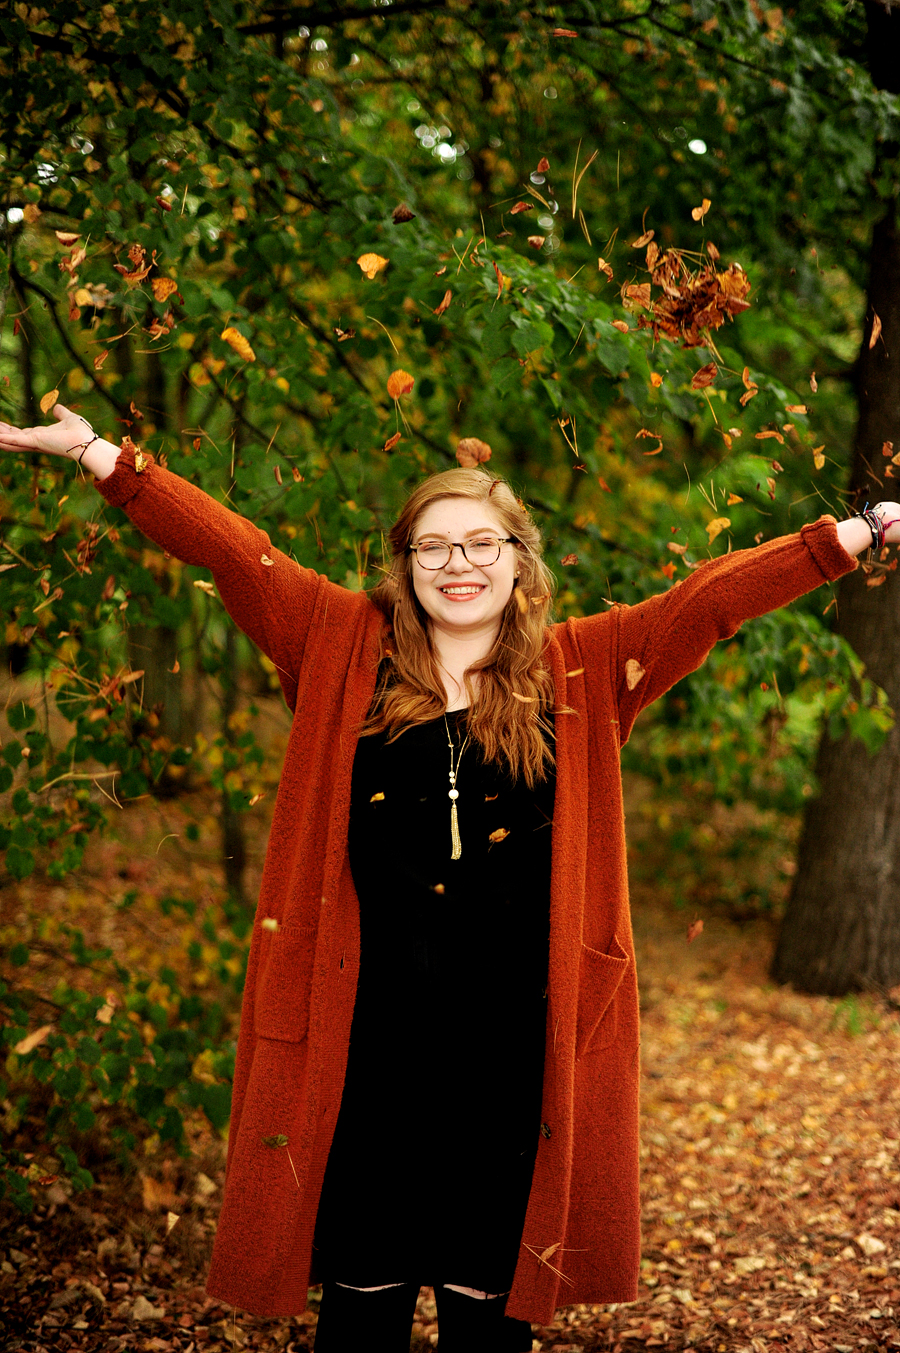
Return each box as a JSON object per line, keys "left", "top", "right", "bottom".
{"left": 571, "top": 517, "right": 857, "bottom": 745}
{"left": 96, "top": 446, "right": 359, "bottom": 709}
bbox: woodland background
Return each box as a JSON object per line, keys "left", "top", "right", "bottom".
{"left": 1, "top": 1, "right": 899, "bottom": 1349}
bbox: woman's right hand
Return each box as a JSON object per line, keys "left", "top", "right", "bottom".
{"left": 0, "top": 404, "right": 121, "bottom": 480}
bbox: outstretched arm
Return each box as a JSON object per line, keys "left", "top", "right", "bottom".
{"left": 0, "top": 406, "right": 369, "bottom": 710}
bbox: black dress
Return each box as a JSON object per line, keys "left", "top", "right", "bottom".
{"left": 314, "top": 712, "right": 555, "bottom": 1291}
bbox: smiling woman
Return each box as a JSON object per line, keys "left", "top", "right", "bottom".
{"left": 0, "top": 404, "right": 891, "bottom": 1353}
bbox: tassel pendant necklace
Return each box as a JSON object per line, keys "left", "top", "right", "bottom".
{"left": 444, "top": 714, "right": 470, "bottom": 861}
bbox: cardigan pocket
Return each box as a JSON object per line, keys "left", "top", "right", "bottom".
{"left": 253, "top": 923, "right": 317, "bottom": 1043}
{"left": 575, "top": 934, "right": 629, "bottom": 1058}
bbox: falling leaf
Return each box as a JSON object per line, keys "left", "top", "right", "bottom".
{"left": 493, "top": 260, "right": 504, "bottom": 299}
{"left": 488, "top": 827, "right": 510, "bottom": 842}
{"left": 456, "top": 437, "right": 492, "bottom": 467}
{"left": 156, "top": 195, "right": 172, "bottom": 211}
{"left": 631, "top": 230, "right": 655, "bottom": 248}
{"left": 273, "top": 466, "right": 282, "bottom": 486}
{"left": 661, "top": 561, "right": 677, "bottom": 579}
{"left": 391, "top": 203, "right": 415, "bottom": 223}
{"left": 260, "top": 555, "right": 274, "bottom": 567}
{"left": 357, "top": 252, "right": 389, "bottom": 280}
{"left": 706, "top": 516, "right": 731, "bottom": 542}
{"left": 527, "top": 235, "right": 545, "bottom": 249}
{"left": 370, "top": 792, "right": 385, "bottom": 802}
{"left": 869, "top": 311, "right": 882, "bottom": 349}
{"left": 510, "top": 201, "right": 533, "bottom": 214}
{"left": 166, "top": 1212, "right": 180, "bottom": 1235}
{"left": 433, "top": 288, "right": 452, "bottom": 316}
{"left": 650, "top": 372, "right": 663, "bottom": 387}
{"left": 261, "top": 916, "right": 279, "bottom": 930}
{"left": 383, "top": 432, "right": 402, "bottom": 452}
{"left": 249, "top": 792, "right": 267, "bottom": 807}
{"left": 598, "top": 477, "right": 612, "bottom": 493}
{"left": 560, "top": 553, "right": 578, "bottom": 566}
{"left": 706, "top": 240, "right": 720, "bottom": 261}
{"left": 755, "top": 429, "right": 784, "bottom": 443}
{"left": 13, "top": 1024, "right": 54, "bottom": 1056}
{"left": 221, "top": 327, "right": 256, "bottom": 362}
{"left": 610, "top": 319, "right": 629, "bottom": 333}
{"left": 40, "top": 389, "right": 60, "bottom": 414}
{"left": 812, "top": 446, "right": 825, "bottom": 470}
{"left": 691, "top": 198, "right": 712, "bottom": 222}
{"left": 292, "top": 466, "right": 303, "bottom": 482}
{"left": 867, "top": 573, "right": 887, "bottom": 588}
{"left": 686, "top": 918, "right": 705, "bottom": 943}
{"left": 261, "top": 1134, "right": 289, "bottom": 1148}
{"left": 625, "top": 658, "right": 645, "bottom": 690}
{"left": 537, "top": 157, "right": 550, "bottom": 172}
{"left": 435, "top": 264, "right": 447, "bottom": 276}
{"left": 739, "top": 386, "right": 759, "bottom": 406}
{"left": 552, "top": 27, "right": 578, "bottom": 36}
{"left": 55, "top": 230, "right": 80, "bottom": 246}
{"left": 193, "top": 579, "right": 216, "bottom": 596}
{"left": 668, "top": 541, "right": 688, "bottom": 555}
{"left": 624, "top": 282, "right": 652, "bottom": 310}
{"left": 95, "top": 999, "right": 116, "bottom": 1024}
{"left": 93, "top": 350, "right": 110, "bottom": 371}
{"left": 387, "top": 369, "right": 415, "bottom": 399}
{"left": 726, "top": 492, "right": 743, "bottom": 506}
{"left": 334, "top": 326, "right": 355, "bottom": 342}
{"left": 597, "top": 257, "right": 613, "bottom": 280}
{"left": 566, "top": 668, "right": 585, "bottom": 678}
{"left": 511, "top": 691, "right": 539, "bottom": 701}
{"left": 513, "top": 588, "right": 529, "bottom": 615}
{"left": 690, "top": 362, "right": 718, "bottom": 389}
{"left": 785, "top": 404, "right": 807, "bottom": 415}
{"left": 810, "top": 371, "right": 818, "bottom": 392}
{"left": 152, "top": 277, "right": 178, "bottom": 302}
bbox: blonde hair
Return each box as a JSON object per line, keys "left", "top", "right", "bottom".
{"left": 363, "top": 467, "right": 556, "bottom": 785}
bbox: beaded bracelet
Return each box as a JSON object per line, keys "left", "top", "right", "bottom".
{"left": 855, "top": 502, "right": 885, "bottom": 553}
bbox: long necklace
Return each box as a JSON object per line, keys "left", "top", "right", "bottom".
{"left": 444, "top": 714, "right": 470, "bottom": 861}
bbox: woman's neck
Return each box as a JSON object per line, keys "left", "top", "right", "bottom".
{"left": 430, "top": 623, "right": 498, "bottom": 710}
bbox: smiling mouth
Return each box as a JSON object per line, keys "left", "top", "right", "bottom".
{"left": 439, "top": 585, "right": 485, "bottom": 596}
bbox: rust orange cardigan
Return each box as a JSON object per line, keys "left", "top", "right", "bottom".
{"left": 98, "top": 449, "right": 856, "bottom": 1323}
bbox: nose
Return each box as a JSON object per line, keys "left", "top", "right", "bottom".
{"left": 443, "top": 544, "right": 474, "bottom": 573}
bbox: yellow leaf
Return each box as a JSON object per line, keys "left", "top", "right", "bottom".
{"left": 650, "top": 372, "right": 663, "bottom": 388}
{"left": 706, "top": 516, "right": 731, "bottom": 543}
{"left": 357, "top": 252, "right": 389, "bottom": 280}
{"left": 813, "top": 446, "right": 825, "bottom": 470}
{"left": 152, "top": 277, "right": 178, "bottom": 302}
{"left": 691, "top": 198, "right": 712, "bottom": 222}
{"left": 165, "top": 1212, "right": 180, "bottom": 1236}
{"left": 785, "top": 404, "right": 807, "bottom": 415}
{"left": 40, "top": 389, "right": 59, "bottom": 415}
{"left": 370, "top": 792, "right": 385, "bottom": 802}
{"left": 193, "top": 579, "right": 216, "bottom": 596}
{"left": 221, "top": 327, "right": 256, "bottom": 362}
{"left": 726, "top": 492, "right": 743, "bottom": 506}
{"left": 625, "top": 658, "right": 645, "bottom": 690}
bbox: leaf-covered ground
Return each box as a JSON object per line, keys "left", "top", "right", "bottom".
{"left": 2, "top": 776, "right": 900, "bottom": 1352}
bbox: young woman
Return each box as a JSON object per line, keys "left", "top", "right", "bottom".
{"left": 0, "top": 406, "right": 892, "bottom": 1353}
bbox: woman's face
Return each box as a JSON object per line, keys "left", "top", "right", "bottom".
{"left": 409, "top": 497, "right": 519, "bottom": 641}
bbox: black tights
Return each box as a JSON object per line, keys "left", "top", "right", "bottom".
{"left": 313, "top": 1281, "right": 533, "bottom": 1352}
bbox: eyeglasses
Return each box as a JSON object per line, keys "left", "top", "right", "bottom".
{"left": 408, "top": 536, "right": 516, "bottom": 570}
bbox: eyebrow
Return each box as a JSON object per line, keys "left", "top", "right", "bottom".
{"left": 413, "top": 527, "right": 501, "bottom": 541}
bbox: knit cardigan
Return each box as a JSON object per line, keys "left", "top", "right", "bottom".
{"left": 97, "top": 449, "right": 856, "bottom": 1323}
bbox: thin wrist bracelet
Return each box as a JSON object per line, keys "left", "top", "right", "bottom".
{"left": 855, "top": 502, "right": 885, "bottom": 552}
{"left": 66, "top": 433, "right": 101, "bottom": 466}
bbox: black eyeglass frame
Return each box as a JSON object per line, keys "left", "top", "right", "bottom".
{"left": 407, "top": 536, "right": 518, "bottom": 570}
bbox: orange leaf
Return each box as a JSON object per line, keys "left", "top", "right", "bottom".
{"left": 493, "top": 261, "right": 504, "bottom": 299}
{"left": 726, "top": 492, "right": 743, "bottom": 506}
{"left": 510, "top": 201, "right": 533, "bottom": 214}
{"left": 537, "top": 157, "right": 550, "bottom": 172}
{"left": 631, "top": 230, "right": 655, "bottom": 248}
{"left": 488, "top": 827, "right": 510, "bottom": 842}
{"left": 152, "top": 277, "right": 178, "bottom": 302}
{"left": 691, "top": 198, "right": 712, "bottom": 222}
{"left": 40, "top": 389, "right": 59, "bottom": 414}
{"left": 667, "top": 541, "right": 688, "bottom": 555}
{"left": 754, "top": 429, "right": 784, "bottom": 443}
{"left": 456, "top": 437, "right": 492, "bottom": 467}
{"left": 387, "top": 369, "right": 415, "bottom": 399}
{"left": 661, "top": 561, "right": 676, "bottom": 579}
{"left": 742, "top": 366, "right": 755, "bottom": 389}
{"left": 739, "top": 386, "right": 759, "bottom": 406}
{"left": 273, "top": 465, "right": 282, "bottom": 486}
{"left": 383, "top": 432, "right": 402, "bottom": 451}
{"left": 624, "top": 282, "right": 651, "bottom": 310}
{"left": 650, "top": 372, "right": 663, "bottom": 388}
{"left": 869, "top": 310, "right": 882, "bottom": 349}
{"left": 785, "top": 404, "right": 807, "bottom": 414}
{"left": 357, "top": 252, "right": 388, "bottom": 280}
{"left": 625, "top": 658, "right": 645, "bottom": 690}
{"left": 560, "top": 553, "right": 578, "bottom": 566}
{"left": 690, "top": 361, "right": 718, "bottom": 389}
{"left": 609, "top": 320, "right": 629, "bottom": 333}
{"left": 221, "top": 327, "right": 256, "bottom": 362}
{"left": 433, "top": 288, "right": 452, "bottom": 316}
{"left": 292, "top": 465, "right": 303, "bottom": 482}
{"left": 686, "top": 918, "right": 704, "bottom": 943}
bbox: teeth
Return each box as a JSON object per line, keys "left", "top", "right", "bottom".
{"left": 441, "top": 586, "right": 482, "bottom": 594}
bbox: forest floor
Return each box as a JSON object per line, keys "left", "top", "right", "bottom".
{"left": 2, "top": 759, "right": 900, "bottom": 1353}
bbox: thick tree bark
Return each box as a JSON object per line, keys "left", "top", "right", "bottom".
{"left": 772, "top": 3, "right": 900, "bottom": 994}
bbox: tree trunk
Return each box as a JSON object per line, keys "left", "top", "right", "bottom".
{"left": 772, "top": 2, "right": 900, "bottom": 994}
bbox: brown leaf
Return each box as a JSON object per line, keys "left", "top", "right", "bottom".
{"left": 391, "top": 203, "right": 416, "bottom": 223}
{"left": 552, "top": 27, "right": 578, "bottom": 36}
{"left": 667, "top": 541, "right": 688, "bottom": 555}
{"left": 156, "top": 195, "right": 172, "bottom": 211}
{"left": 456, "top": 437, "right": 492, "bottom": 467}
{"left": 690, "top": 361, "right": 718, "bottom": 389}
{"left": 755, "top": 429, "right": 784, "bottom": 443}
{"left": 785, "top": 404, "right": 807, "bottom": 414}
{"left": 357, "top": 252, "right": 389, "bottom": 280}
{"left": 624, "top": 282, "right": 652, "bottom": 310}
{"left": 537, "top": 157, "right": 550, "bottom": 173}
{"left": 510, "top": 201, "right": 533, "bottom": 214}
{"left": 292, "top": 465, "right": 303, "bottom": 482}
{"left": 488, "top": 827, "right": 510, "bottom": 843}
{"left": 625, "top": 658, "right": 645, "bottom": 690}
{"left": 141, "top": 1174, "right": 179, "bottom": 1211}
{"left": 93, "top": 350, "right": 110, "bottom": 371}
{"left": 273, "top": 466, "right": 282, "bottom": 486}
{"left": 810, "top": 371, "right": 818, "bottom": 393}
{"left": 151, "top": 277, "right": 178, "bottom": 302}
{"left": 383, "top": 432, "right": 402, "bottom": 452}
{"left": 631, "top": 230, "right": 655, "bottom": 248}
{"left": 40, "top": 389, "right": 60, "bottom": 414}
{"left": 597, "top": 257, "right": 614, "bottom": 280}
{"left": 221, "top": 327, "right": 256, "bottom": 362}
{"left": 334, "top": 326, "right": 356, "bottom": 342}
{"left": 869, "top": 310, "right": 882, "bottom": 349}
{"left": 560, "top": 553, "right": 578, "bottom": 566}
{"left": 686, "top": 918, "right": 705, "bottom": 943}
{"left": 55, "top": 230, "right": 80, "bottom": 246}
{"left": 610, "top": 319, "right": 629, "bottom": 333}
{"left": 387, "top": 369, "right": 414, "bottom": 399}
{"left": 493, "top": 261, "right": 504, "bottom": 300}
{"left": 706, "top": 239, "right": 720, "bottom": 262}
{"left": 739, "top": 386, "right": 759, "bottom": 406}
{"left": 527, "top": 235, "right": 545, "bottom": 249}
{"left": 691, "top": 198, "right": 712, "bottom": 222}
{"left": 433, "top": 288, "right": 452, "bottom": 316}
{"left": 742, "top": 366, "right": 755, "bottom": 389}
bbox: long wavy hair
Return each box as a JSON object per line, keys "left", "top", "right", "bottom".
{"left": 362, "top": 467, "right": 557, "bottom": 785}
